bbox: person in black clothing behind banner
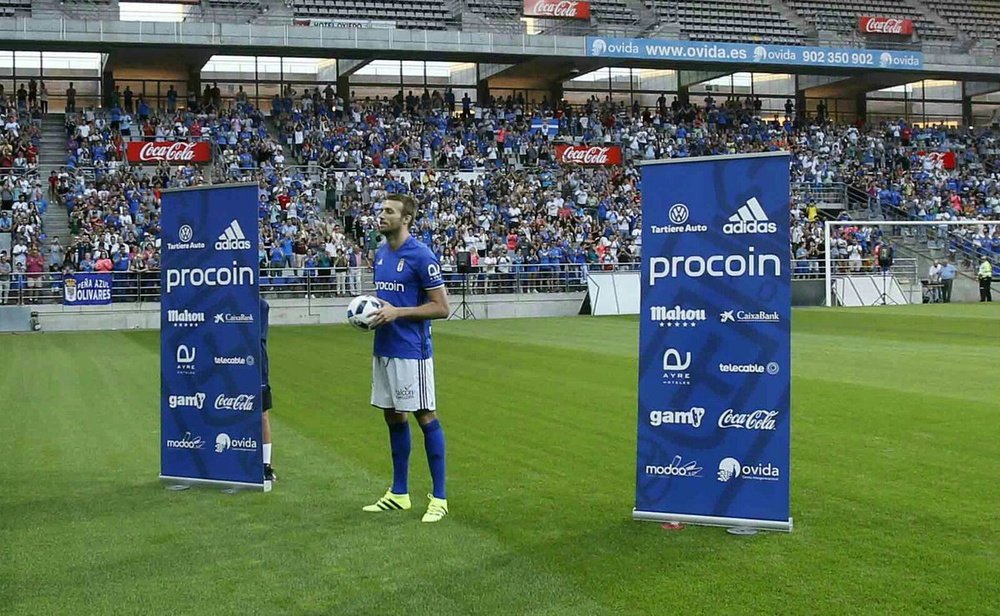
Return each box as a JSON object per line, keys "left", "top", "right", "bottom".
{"left": 261, "top": 297, "right": 276, "bottom": 481}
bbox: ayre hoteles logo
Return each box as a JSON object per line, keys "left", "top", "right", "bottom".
{"left": 175, "top": 345, "right": 196, "bottom": 375}
{"left": 661, "top": 348, "right": 692, "bottom": 386}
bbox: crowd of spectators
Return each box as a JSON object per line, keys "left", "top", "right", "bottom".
{"left": 2, "top": 83, "right": 999, "bottom": 305}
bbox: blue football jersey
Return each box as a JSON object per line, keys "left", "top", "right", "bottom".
{"left": 260, "top": 298, "right": 270, "bottom": 387}
{"left": 373, "top": 236, "right": 444, "bottom": 360}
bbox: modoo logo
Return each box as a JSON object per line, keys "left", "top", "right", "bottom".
{"left": 165, "top": 432, "right": 205, "bottom": 449}
{"left": 650, "top": 407, "right": 705, "bottom": 428}
{"left": 717, "top": 457, "right": 781, "bottom": 482}
{"left": 645, "top": 455, "right": 703, "bottom": 478}
{"left": 649, "top": 247, "right": 781, "bottom": 285}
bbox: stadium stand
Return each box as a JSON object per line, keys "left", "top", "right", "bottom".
{"left": 0, "top": 0, "right": 30, "bottom": 18}
{"left": 646, "top": 0, "right": 806, "bottom": 45}
{"left": 926, "top": 0, "right": 1000, "bottom": 40}
{"left": 290, "top": 0, "right": 455, "bottom": 30}
{"left": 786, "top": 0, "right": 949, "bottom": 39}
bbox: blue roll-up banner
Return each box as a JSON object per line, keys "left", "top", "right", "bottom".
{"left": 635, "top": 152, "right": 792, "bottom": 531}
{"left": 159, "top": 183, "right": 265, "bottom": 490}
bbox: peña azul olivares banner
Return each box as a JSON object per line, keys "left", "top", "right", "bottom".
{"left": 159, "top": 183, "right": 265, "bottom": 489}
{"left": 635, "top": 152, "right": 792, "bottom": 532}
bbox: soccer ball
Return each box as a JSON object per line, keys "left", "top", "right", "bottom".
{"left": 347, "top": 294, "right": 382, "bottom": 331}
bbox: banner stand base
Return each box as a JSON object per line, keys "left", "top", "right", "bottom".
{"left": 634, "top": 509, "right": 793, "bottom": 533}
{"left": 160, "top": 475, "right": 269, "bottom": 493}
{"left": 726, "top": 527, "right": 759, "bottom": 536}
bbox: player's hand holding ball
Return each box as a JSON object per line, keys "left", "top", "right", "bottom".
{"left": 368, "top": 301, "right": 400, "bottom": 328}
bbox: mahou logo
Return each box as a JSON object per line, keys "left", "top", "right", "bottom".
{"left": 554, "top": 145, "right": 622, "bottom": 166}
{"left": 524, "top": 0, "right": 590, "bottom": 19}
{"left": 859, "top": 16, "right": 913, "bottom": 35}
{"left": 127, "top": 141, "right": 211, "bottom": 164}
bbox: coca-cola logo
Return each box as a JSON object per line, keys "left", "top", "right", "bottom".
{"left": 524, "top": 0, "right": 590, "bottom": 19}
{"left": 718, "top": 409, "right": 779, "bottom": 431}
{"left": 126, "top": 141, "right": 211, "bottom": 164}
{"left": 555, "top": 145, "right": 621, "bottom": 166}
{"left": 214, "top": 394, "right": 256, "bottom": 412}
{"left": 859, "top": 16, "right": 913, "bottom": 35}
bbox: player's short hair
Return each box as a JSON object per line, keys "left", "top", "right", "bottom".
{"left": 386, "top": 194, "right": 418, "bottom": 226}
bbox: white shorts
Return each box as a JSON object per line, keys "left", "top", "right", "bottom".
{"left": 371, "top": 356, "right": 436, "bottom": 412}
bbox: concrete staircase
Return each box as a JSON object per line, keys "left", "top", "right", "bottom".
{"left": 38, "top": 113, "right": 71, "bottom": 243}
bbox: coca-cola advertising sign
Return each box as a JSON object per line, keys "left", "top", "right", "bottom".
{"left": 859, "top": 16, "right": 914, "bottom": 36}
{"left": 523, "top": 0, "right": 591, "bottom": 20}
{"left": 126, "top": 141, "right": 212, "bottom": 164}
{"left": 919, "top": 151, "right": 957, "bottom": 170}
{"left": 554, "top": 145, "right": 622, "bottom": 166}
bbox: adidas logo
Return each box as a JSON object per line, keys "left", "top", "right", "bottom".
{"left": 723, "top": 198, "right": 776, "bottom": 235}
{"left": 215, "top": 220, "right": 252, "bottom": 251}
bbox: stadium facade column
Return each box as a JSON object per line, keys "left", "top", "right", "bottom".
{"left": 677, "top": 70, "right": 729, "bottom": 106}
{"left": 855, "top": 92, "right": 867, "bottom": 124}
{"left": 336, "top": 59, "right": 372, "bottom": 103}
{"left": 962, "top": 81, "right": 1000, "bottom": 127}
{"left": 476, "top": 64, "right": 514, "bottom": 106}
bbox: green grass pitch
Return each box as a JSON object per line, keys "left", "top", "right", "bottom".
{"left": 2, "top": 305, "right": 998, "bottom": 615}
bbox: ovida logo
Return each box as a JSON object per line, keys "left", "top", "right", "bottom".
{"left": 718, "top": 409, "right": 779, "bottom": 431}
{"left": 166, "top": 224, "right": 206, "bottom": 251}
{"left": 724, "top": 198, "right": 776, "bottom": 235}
{"left": 213, "top": 355, "right": 256, "bottom": 366}
{"left": 214, "top": 433, "right": 258, "bottom": 453}
{"left": 650, "top": 203, "right": 708, "bottom": 234}
{"left": 645, "top": 455, "right": 703, "bottom": 478}
{"left": 214, "top": 312, "right": 255, "bottom": 324}
{"left": 717, "top": 457, "right": 781, "bottom": 482}
{"left": 165, "top": 431, "right": 205, "bottom": 449}
{"left": 215, "top": 394, "right": 256, "bottom": 412}
{"left": 753, "top": 46, "right": 767, "bottom": 62}
{"left": 649, "top": 247, "right": 781, "bottom": 285}
{"left": 879, "top": 52, "right": 893, "bottom": 68}
{"left": 166, "top": 262, "right": 255, "bottom": 293}
{"left": 718, "top": 361, "right": 780, "bottom": 375}
{"left": 167, "top": 392, "right": 206, "bottom": 410}
{"left": 720, "top": 310, "right": 780, "bottom": 324}
{"left": 649, "top": 407, "right": 705, "bottom": 428}
{"left": 167, "top": 309, "right": 206, "bottom": 327}
{"left": 662, "top": 348, "right": 692, "bottom": 386}
{"left": 215, "top": 219, "right": 252, "bottom": 251}
{"left": 650, "top": 305, "right": 706, "bottom": 328}
{"left": 589, "top": 38, "right": 638, "bottom": 56}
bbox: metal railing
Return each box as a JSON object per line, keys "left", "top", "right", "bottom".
{"left": 0, "top": 263, "right": 612, "bottom": 306}
{"left": 791, "top": 182, "right": 848, "bottom": 208}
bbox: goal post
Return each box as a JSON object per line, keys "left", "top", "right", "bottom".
{"left": 823, "top": 219, "right": 998, "bottom": 307}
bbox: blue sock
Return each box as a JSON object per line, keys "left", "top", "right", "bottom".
{"left": 388, "top": 422, "right": 411, "bottom": 494}
{"left": 421, "top": 419, "right": 447, "bottom": 500}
